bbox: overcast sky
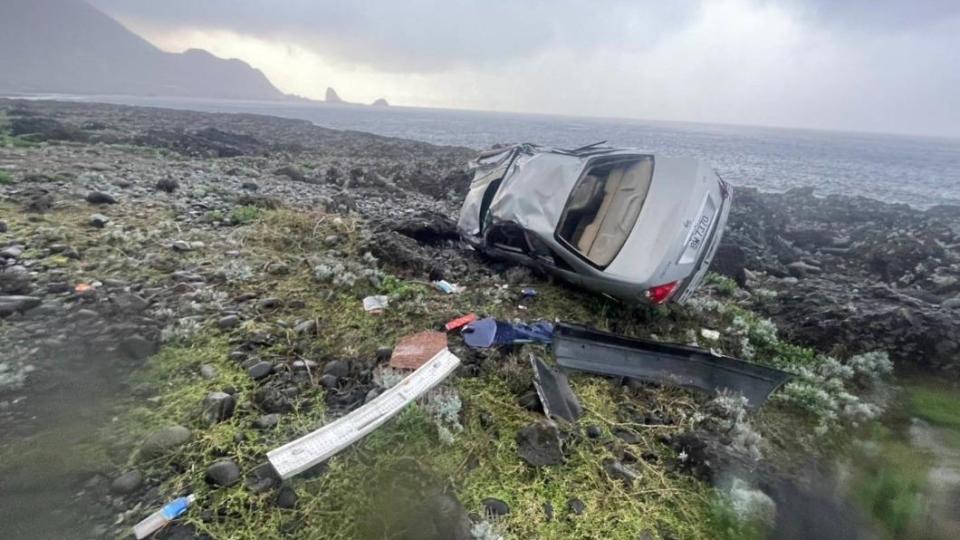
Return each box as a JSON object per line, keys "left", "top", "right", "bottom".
{"left": 88, "top": 0, "right": 960, "bottom": 137}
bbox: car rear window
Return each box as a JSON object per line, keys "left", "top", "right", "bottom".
{"left": 556, "top": 156, "right": 654, "bottom": 267}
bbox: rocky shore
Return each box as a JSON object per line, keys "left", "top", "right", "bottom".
{"left": 0, "top": 99, "right": 955, "bottom": 539}
{"left": 714, "top": 187, "right": 960, "bottom": 375}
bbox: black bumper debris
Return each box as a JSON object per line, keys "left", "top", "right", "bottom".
{"left": 531, "top": 356, "right": 583, "bottom": 423}
{"left": 553, "top": 323, "right": 790, "bottom": 407}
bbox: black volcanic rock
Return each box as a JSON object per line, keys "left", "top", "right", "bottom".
{"left": 325, "top": 87, "right": 344, "bottom": 104}
{"left": 720, "top": 186, "right": 960, "bottom": 374}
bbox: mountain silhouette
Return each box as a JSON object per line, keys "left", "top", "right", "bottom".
{"left": 0, "top": 0, "right": 285, "bottom": 100}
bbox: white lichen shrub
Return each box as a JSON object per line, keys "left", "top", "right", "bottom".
{"left": 152, "top": 307, "right": 176, "bottom": 321}
{"left": 753, "top": 288, "right": 778, "bottom": 300}
{"left": 423, "top": 387, "right": 463, "bottom": 445}
{"left": 846, "top": 351, "right": 893, "bottom": 388}
{"left": 0, "top": 362, "right": 35, "bottom": 391}
{"left": 701, "top": 393, "right": 764, "bottom": 462}
{"left": 161, "top": 317, "right": 203, "bottom": 343}
{"left": 312, "top": 254, "right": 384, "bottom": 288}
{"left": 372, "top": 365, "right": 406, "bottom": 389}
{"left": 471, "top": 520, "right": 504, "bottom": 540}
{"left": 192, "top": 287, "right": 229, "bottom": 310}
{"left": 775, "top": 350, "right": 892, "bottom": 433}
{"left": 726, "top": 477, "right": 777, "bottom": 526}
{"left": 748, "top": 318, "right": 779, "bottom": 349}
{"left": 221, "top": 259, "right": 253, "bottom": 283}
{"left": 740, "top": 337, "right": 756, "bottom": 360}
{"left": 685, "top": 296, "right": 731, "bottom": 315}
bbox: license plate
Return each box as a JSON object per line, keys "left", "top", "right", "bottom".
{"left": 688, "top": 214, "right": 711, "bottom": 250}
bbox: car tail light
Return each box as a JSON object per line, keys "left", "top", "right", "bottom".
{"left": 647, "top": 281, "right": 679, "bottom": 305}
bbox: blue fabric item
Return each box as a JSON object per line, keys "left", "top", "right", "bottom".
{"left": 462, "top": 317, "right": 497, "bottom": 348}
{"left": 495, "top": 320, "right": 553, "bottom": 344}
{"left": 462, "top": 318, "right": 553, "bottom": 348}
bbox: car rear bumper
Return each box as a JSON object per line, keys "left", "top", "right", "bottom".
{"left": 675, "top": 183, "right": 733, "bottom": 303}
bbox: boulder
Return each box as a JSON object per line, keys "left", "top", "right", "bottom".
{"left": 140, "top": 425, "right": 191, "bottom": 458}
{"left": 118, "top": 334, "right": 157, "bottom": 360}
{"left": 206, "top": 458, "right": 241, "bottom": 487}
{"left": 247, "top": 361, "right": 274, "bottom": 380}
{"left": 110, "top": 470, "right": 144, "bottom": 494}
{"left": 86, "top": 191, "right": 117, "bottom": 204}
{"left": 156, "top": 178, "right": 179, "bottom": 193}
{"left": 0, "top": 295, "right": 41, "bottom": 316}
{"left": 516, "top": 421, "right": 563, "bottom": 466}
{"left": 275, "top": 485, "right": 298, "bottom": 509}
{"left": 253, "top": 413, "right": 280, "bottom": 430}
{"left": 89, "top": 213, "right": 110, "bottom": 228}
{"left": 481, "top": 497, "right": 510, "bottom": 517}
{"left": 202, "top": 391, "right": 236, "bottom": 424}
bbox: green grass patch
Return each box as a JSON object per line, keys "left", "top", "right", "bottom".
{"left": 0, "top": 132, "right": 38, "bottom": 148}
{"left": 0, "top": 170, "right": 13, "bottom": 185}
{"left": 909, "top": 385, "right": 960, "bottom": 433}
{"left": 230, "top": 205, "right": 261, "bottom": 225}
{"left": 847, "top": 425, "right": 928, "bottom": 539}
{"left": 705, "top": 494, "right": 767, "bottom": 540}
{"left": 86, "top": 204, "right": 887, "bottom": 539}
{"left": 704, "top": 272, "right": 738, "bottom": 297}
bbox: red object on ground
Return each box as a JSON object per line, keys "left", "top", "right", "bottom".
{"left": 444, "top": 313, "right": 478, "bottom": 332}
{"left": 389, "top": 331, "right": 448, "bottom": 370}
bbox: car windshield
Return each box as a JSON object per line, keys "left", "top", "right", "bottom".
{"left": 556, "top": 156, "right": 654, "bottom": 267}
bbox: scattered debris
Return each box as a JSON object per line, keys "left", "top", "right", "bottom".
{"left": 553, "top": 323, "right": 791, "bottom": 407}
{"left": 133, "top": 494, "right": 196, "bottom": 540}
{"left": 267, "top": 349, "right": 461, "bottom": 479}
{"left": 433, "top": 279, "right": 461, "bottom": 294}
{"left": 530, "top": 356, "right": 583, "bottom": 423}
{"left": 461, "top": 318, "right": 553, "bottom": 348}
{"left": 389, "top": 331, "right": 448, "bottom": 370}
{"left": 444, "top": 313, "right": 477, "bottom": 332}
{"left": 700, "top": 328, "right": 720, "bottom": 341}
{"left": 74, "top": 281, "right": 99, "bottom": 294}
{"left": 363, "top": 295, "right": 389, "bottom": 314}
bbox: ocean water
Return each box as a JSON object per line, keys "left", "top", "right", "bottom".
{"left": 60, "top": 95, "right": 960, "bottom": 209}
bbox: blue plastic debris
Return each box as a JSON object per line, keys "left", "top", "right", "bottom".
{"left": 433, "top": 280, "right": 461, "bottom": 294}
{"left": 133, "top": 494, "right": 197, "bottom": 539}
{"left": 461, "top": 318, "right": 553, "bottom": 348}
{"left": 521, "top": 288, "right": 538, "bottom": 298}
{"left": 161, "top": 496, "right": 194, "bottom": 520}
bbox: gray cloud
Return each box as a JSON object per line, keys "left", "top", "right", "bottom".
{"left": 88, "top": 0, "right": 698, "bottom": 72}
{"left": 85, "top": 0, "right": 960, "bottom": 137}
{"left": 785, "top": 0, "right": 960, "bottom": 32}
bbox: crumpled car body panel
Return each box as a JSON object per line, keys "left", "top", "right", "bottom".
{"left": 458, "top": 143, "right": 732, "bottom": 304}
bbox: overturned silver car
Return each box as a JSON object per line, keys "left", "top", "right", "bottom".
{"left": 458, "top": 143, "right": 732, "bottom": 304}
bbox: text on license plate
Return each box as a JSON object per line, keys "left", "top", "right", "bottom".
{"left": 688, "top": 214, "right": 711, "bottom": 250}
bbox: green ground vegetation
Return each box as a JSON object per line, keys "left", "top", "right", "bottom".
{"left": 32, "top": 204, "right": 894, "bottom": 539}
